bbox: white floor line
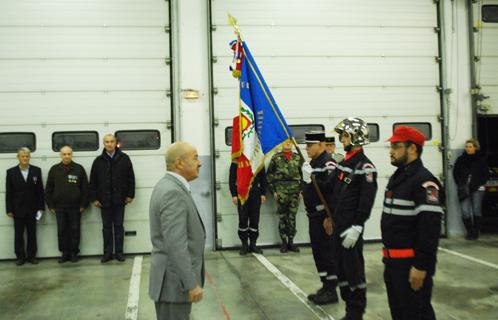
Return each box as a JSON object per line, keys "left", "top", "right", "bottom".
{"left": 253, "top": 253, "right": 336, "bottom": 320}
{"left": 439, "top": 247, "right": 498, "bottom": 271}
{"left": 125, "top": 256, "right": 144, "bottom": 320}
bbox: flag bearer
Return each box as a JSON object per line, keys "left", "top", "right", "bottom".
{"left": 229, "top": 160, "right": 267, "bottom": 255}
{"left": 329, "top": 118, "right": 377, "bottom": 320}
{"left": 301, "top": 131, "right": 339, "bottom": 305}
{"left": 382, "top": 126, "right": 443, "bottom": 320}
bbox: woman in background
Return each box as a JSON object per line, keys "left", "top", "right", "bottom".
{"left": 453, "top": 139, "right": 489, "bottom": 240}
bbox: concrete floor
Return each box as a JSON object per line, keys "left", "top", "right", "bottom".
{"left": 1, "top": 236, "right": 497, "bottom": 320}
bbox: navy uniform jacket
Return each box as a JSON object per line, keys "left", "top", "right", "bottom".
{"left": 302, "top": 151, "right": 336, "bottom": 217}
{"left": 327, "top": 149, "right": 378, "bottom": 232}
{"left": 6, "top": 165, "right": 45, "bottom": 218}
{"left": 228, "top": 162, "right": 267, "bottom": 198}
{"left": 381, "top": 158, "right": 444, "bottom": 275}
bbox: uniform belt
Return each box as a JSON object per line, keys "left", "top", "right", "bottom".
{"left": 382, "top": 248, "right": 415, "bottom": 259}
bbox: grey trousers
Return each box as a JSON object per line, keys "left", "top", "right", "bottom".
{"left": 461, "top": 190, "right": 485, "bottom": 219}
{"left": 155, "top": 302, "right": 192, "bottom": 320}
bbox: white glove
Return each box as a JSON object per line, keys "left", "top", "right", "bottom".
{"left": 302, "top": 162, "right": 313, "bottom": 184}
{"left": 35, "top": 210, "right": 43, "bottom": 221}
{"left": 340, "top": 225, "right": 363, "bottom": 249}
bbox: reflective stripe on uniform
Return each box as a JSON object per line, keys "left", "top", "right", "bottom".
{"left": 384, "top": 204, "right": 443, "bottom": 216}
{"left": 414, "top": 204, "right": 444, "bottom": 214}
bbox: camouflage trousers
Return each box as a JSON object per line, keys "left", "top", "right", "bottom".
{"left": 274, "top": 184, "right": 301, "bottom": 240}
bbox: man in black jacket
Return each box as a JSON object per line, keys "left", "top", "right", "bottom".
{"left": 229, "top": 159, "right": 267, "bottom": 255}
{"left": 45, "top": 146, "right": 89, "bottom": 263}
{"left": 301, "top": 131, "right": 339, "bottom": 305}
{"left": 90, "top": 134, "right": 135, "bottom": 263}
{"left": 5, "top": 147, "right": 45, "bottom": 265}
{"left": 330, "top": 118, "right": 378, "bottom": 320}
{"left": 382, "top": 126, "right": 443, "bottom": 320}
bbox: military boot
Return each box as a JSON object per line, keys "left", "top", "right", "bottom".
{"left": 307, "top": 284, "right": 326, "bottom": 301}
{"left": 239, "top": 241, "right": 249, "bottom": 255}
{"left": 312, "top": 282, "right": 338, "bottom": 305}
{"left": 249, "top": 240, "right": 263, "bottom": 254}
{"left": 280, "top": 238, "right": 288, "bottom": 253}
{"left": 287, "top": 237, "right": 300, "bottom": 252}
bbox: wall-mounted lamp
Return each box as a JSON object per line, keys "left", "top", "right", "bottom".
{"left": 182, "top": 89, "right": 200, "bottom": 100}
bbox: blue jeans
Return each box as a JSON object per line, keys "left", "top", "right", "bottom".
{"left": 460, "top": 190, "right": 485, "bottom": 219}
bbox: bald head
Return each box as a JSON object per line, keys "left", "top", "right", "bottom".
{"left": 60, "top": 145, "right": 73, "bottom": 165}
{"left": 166, "top": 142, "right": 201, "bottom": 181}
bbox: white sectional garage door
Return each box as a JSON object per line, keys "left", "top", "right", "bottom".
{"left": 211, "top": 0, "right": 444, "bottom": 247}
{"left": 0, "top": 0, "right": 171, "bottom": 259}
{"left": 473, "top": 0, "right": 498, "bottom": 113}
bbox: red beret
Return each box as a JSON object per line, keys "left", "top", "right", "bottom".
{"left": 388, "top": 126, "right": 426, "bottom": 147}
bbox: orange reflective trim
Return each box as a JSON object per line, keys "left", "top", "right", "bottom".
{"left": 382, "top": 248, "right": 415, "bottom": 258}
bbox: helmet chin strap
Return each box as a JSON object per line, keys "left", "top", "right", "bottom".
{"left": 344, "top": 144, "right": 353, "bottom": 152}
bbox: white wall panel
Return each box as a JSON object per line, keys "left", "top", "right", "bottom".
{"left": 213, "top": 26, "right": 438, "bottom": 57}
{"left": 0, "top": 60, "right": 170, "bottom": 92}
{"left": 214, "top": 87, "right": 441, "bottom": 120}
{"left": 0, "top": 27, "right": 169, "bottom": 59}
{"left": 212, "top": 0, "right": 437, "bottom": 27}
{"left": 0, "top": 0, "right": 169, "bottom": 26}
{"left": 214, "top": 57, "right": 439, "bottom": 88}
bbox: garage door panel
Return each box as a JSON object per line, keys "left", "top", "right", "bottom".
{"left": 0, "top": 92, "right": 171, "bottom": 125}
{"left": 214, "top": 57, "right": 439, "bottom": 88}
{"left": 0, "top": 60, "right": 170, "bottom": 91}
{"left": 213, "top": 26, "right": 438, "bottom": 57}
{"left": 212, "top": 1, "right": 442, "bottom": 247}
{"left": 214, "top": 87, "right": 440, "bottom": 119}
{"left": 0, "top": 0, "right": 169, "bottom": 26}
{"left": 0, "top": 27, "right": 169, "bottom": 59}
{"left": 479, "top": 57, "right": 498, "bottom": 85}
{"left": 212, "top": 0, "right": 436, "bottom": 27}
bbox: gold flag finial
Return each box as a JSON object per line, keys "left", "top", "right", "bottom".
{"left": 227, "top": 13, "right": 241, "bottom": 37}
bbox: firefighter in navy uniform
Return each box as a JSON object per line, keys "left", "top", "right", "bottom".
{"left": 229, "top": 160, "right": 267, "bottom": 255}
{"left": 301, "top": 131, "right": 339, "bottom": 305}
{"left": 329, "top": 118, "right": 378, "bottom": 320}
{"left": 382, "top": 126, "right": 443, "bottom": 320}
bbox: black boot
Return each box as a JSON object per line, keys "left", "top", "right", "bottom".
{"left": 239, "top": 241, "right": 249, "bottom": 255}
{"left": 462, "top": 218, "right": 473, "bottom": 240}
{"left": 249, "top": 240, "right": 263, "bottom": 254}
{"left": 307, "top": 284, "right": 326, "bottom": 301}
{"left": 473, "top": 216, "right": 481, "bottom": 240}
{"left": 280, "top": 238, "right": 288, "bottom": 253}
{"left": 287, "top": 237, "right": 300, "bottom": 252}
{"left": 311, "top": 283, "right": 339, "bottom": 305}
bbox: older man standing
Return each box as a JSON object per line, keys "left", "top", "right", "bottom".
{"left": 149, "top": 142, "right": 205, "bottom": 320}
{"left": 45, "top": 146, "right": 89, "bottom": 263}
{"left": 5, "top": 147, "right": 45, "bottom": 265}
{"left": 89, "top": 134, "right": 135, "bottom": 263}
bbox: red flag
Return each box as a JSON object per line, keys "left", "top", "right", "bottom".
{"left": 231, "top": 115, "right": 254, "bottom": 204}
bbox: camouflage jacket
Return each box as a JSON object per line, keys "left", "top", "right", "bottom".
{"left": 267, "top": 151, "right": 302, "bottom": 193}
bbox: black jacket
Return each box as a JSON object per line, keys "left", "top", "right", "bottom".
{"left": 229, "top": 162, "right": 267, "bottom": 198}
{"left": 453, "top": 152, "right": 489, "bottom": 193}
{"left": 89, "top": 149, "right": 135, "bottom": 208}
{"left": 302, "top": 151, "right": 336, "bottom": 217}
{"left": 45, "top": 161, "right": 89, "bottom": 209}
{"left": 328, "top": 149, "right": 378, "bottom": 231}
{"left": 381, "top": 158, "right": 443, "bottom": 275}
{"left": 5, "top": 165, "right": 45, "bottom": 218}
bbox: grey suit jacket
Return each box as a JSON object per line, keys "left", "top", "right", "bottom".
{"left": 149, "top": 173, "right": 205, "bottom": 303}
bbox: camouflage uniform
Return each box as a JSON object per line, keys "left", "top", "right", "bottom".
{"left": 267, "top": 151, "right": 302, "bottom": 240}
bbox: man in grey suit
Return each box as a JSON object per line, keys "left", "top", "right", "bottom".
{"left": 149, "top": 141, "right": 205, "bottom": 320}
